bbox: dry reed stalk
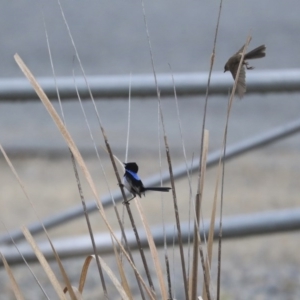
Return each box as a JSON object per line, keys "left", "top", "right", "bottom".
{"left": 0, "top": 143, "right": 77, "bottom": 300}
{"left": 135, "top": 198, "right": 168, "bottom": 299}
{"left": 22, "top": 227, "right": 68, "bottom": 300}
{"left": 0, "top": 253, "right": 25, "bottom": 300}
{"left": 190, "top": 130, "right": 210, "bottom": 300}
{"left": 140, "top": 0, "right": 189, "bottom": 297}
{"left": 216, "top": 35, "right": 252, "bottom": 300}
{"left": 14, "top": 53, "right": 155, "bottom": 300}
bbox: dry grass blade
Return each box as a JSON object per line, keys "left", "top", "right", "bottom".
{"left": 119, "top": 73, "right": 143, "bottom": 300}
{"left": 170, "top": 64, "right": 196, "bottom": 298}
{"left": 0, "top": 253, "right": 25, "bottom": 300}
{"left": 62, "top": 4, "right": 151, "bottom": 289}
{"left": 48, "top": 234, "right": 79, "bottom": 300}
{"left": 43, "top": 16, "right": 106, "bottom": 296}
{"left": 196, "top": 2, "right": 223, "bottom": 298}
{"left": 198, "top": 0, "right": 223, "bottom": 207}
{"left": 75, "top": 255, "right": 130, "bottom": 300}
{"left": 14, "top": 53, "right": 154, "bottom": 300}
{"left": 1, "top": 221, "right": 50, "bottom": 298}
{"left": 125, "top": 72, "right": 132, "bottom": 163}
{"left": 196, "top": 3, "right": 224, "bottom": 299}
{"left": 57, "top": 0, "right": 127, "bottom": 208}
{"left": 202, "top": 162, "right": 221, "bottom": 300}
{"left": 134, "top": 199, "right": 168, "bottom": 299}
{"left": 111, "top": 242, "right": 133, "bottom": 300}
{"left": 77, "top": 256, "right": 93, "bottom": 294}
{"left": 72, "top": 63, "right": 142, "bottom": 298}
{"left": 216, "top": 35, "right": 252, "bottom": 300}
{"left": 0, "top": 143, "right": 77, "bottom": 299}
{"left": 123, "top": 203, "right": 156, "bottom": 297}
{"left": 190, "top": 130, "right": 210, "bottom": 300}
{"left": 97, "top": 254, "right": 130, "bottom": 300}
{"left": 69, "top": 143, "right": 108, "bottom": 296}
{"left": 9, "top": 55, "right": 88, "bottom": 300}
{"left": 75, "top": 255, "right": 92, "bottom": 293}
{"left": 14, "top": 54, "right": 99, "bottom": 206}
{"left": 156, "top": 104, "right": 172, "bottom": 299}
{"left": 140, "top": 1, "right": 189, "bottom": 297}
{"left": 22, "top": 227, "right": 67, "bottom": 300}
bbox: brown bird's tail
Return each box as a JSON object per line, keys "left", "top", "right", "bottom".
{"left": 245, "top": 45, "right": 266, "bottom": 60}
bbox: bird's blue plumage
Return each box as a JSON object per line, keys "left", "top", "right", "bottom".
{"left": 125, "top": 169, "right": 141, "bottom": 181}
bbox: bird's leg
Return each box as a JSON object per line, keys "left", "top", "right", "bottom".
{"left": 244, "top": 61, "right": 254, "bottom": 70}
{"left": 122, "top": 194, "right": 136, "bottom": 205}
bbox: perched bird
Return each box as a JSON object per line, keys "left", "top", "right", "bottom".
{"left": 122, "top": 162, "right": 171, "bottom": 202}
{"left": 224, "top": 44, "right": 266, "bottom": 98}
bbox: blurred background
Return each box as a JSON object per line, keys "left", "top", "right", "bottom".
{"left": 0, "top": 1, "right": 300, "bottom": 299}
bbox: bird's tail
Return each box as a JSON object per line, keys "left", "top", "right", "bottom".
{"left": 143, "top": 187, "right": 171, "bottom": 192}
{"left": 245, "top": 45, "right": 266, "bottom": 60}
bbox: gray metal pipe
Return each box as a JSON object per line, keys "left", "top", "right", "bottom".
{"left": 1, "top": 208, "right": 300, "bottom": 265}
{"left": 0, "top": 118, "right": 299, "bottom": 245}
{"left": 1, "top": 69, "right": 300, "bottom": 100}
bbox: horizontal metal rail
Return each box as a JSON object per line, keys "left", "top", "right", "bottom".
{"left": 1, "top": 118, "right": 300, "bottom": 245}
{"left": 1, "top": 208, "right": 300, "bottom": 265}
{"left": 1, "top": 69, "right": 300, "bottom": 100}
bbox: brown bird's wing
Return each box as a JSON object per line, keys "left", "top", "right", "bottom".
{"left": 235, "top": 44, "right": 246, "bottom": 55}
{"left": 229, "top": 63, "right": 246, "bottom": 99}
{"left": 236, "top": 66, "right": 246, "bottom": 99}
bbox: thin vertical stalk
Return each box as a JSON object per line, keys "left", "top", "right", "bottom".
{"left": 43, "top": 13, "right": 107, "bottom": 297}
{"left": 216, "top": 35, "right": 252, "bottom": 300}
{"left": 56, "top": 1, "right": 156, "bottom": 294}
{"left": 192, "top": 1, "right": 223, "bottom": 299}
{"left": 72, "top": 70, "right": 146, "bottom": 299}
{"left": 140, "top": 1, "right": 189, "bottom": 298}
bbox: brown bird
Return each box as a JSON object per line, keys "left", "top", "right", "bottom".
{"left": 224, "top": 44, "right": 266, "bottom": 98}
